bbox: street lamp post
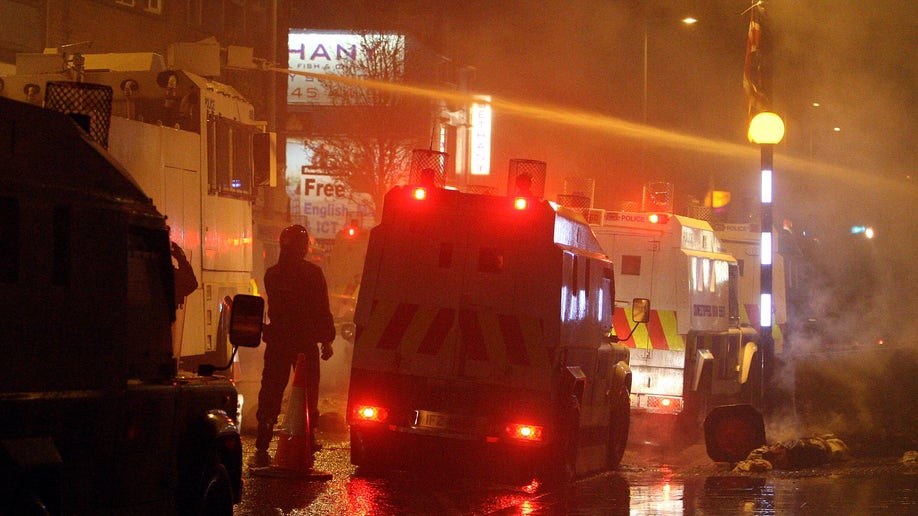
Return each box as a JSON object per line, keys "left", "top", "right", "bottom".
{"left": 640, "top": 16, "right": 697, "bottom": 175}
{"left": 748, "top": 111, "right": 785, "bottom": 413}
{"left": 642, "top": 16, "right": 698, "bottom": 125}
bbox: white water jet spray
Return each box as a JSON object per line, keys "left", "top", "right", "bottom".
{"left": 275, "top": 67, "right": 915, "bottom": 196}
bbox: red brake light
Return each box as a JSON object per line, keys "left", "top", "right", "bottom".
{"left": 647, "top": 395, "right": 683, "bottom": 413}
{"left": 412, "top": 187, "right": 428, "bottom": 201}
{"left": 505, "top": 423, "right": 543, "bottom": 442}
{"left": 353, "top": 405, "right": 389, "bottom": 423}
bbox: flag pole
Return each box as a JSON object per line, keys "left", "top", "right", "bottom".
{"left": 741, "top": 0, "right": 763, "bottom": 17}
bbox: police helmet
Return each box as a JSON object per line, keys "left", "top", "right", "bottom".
{"left": 279, "top": 224, "right": 310, "bottom": 253}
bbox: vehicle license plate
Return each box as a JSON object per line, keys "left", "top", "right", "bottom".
{"left": 414, "top": 410, "right": 475, "bottom": 432}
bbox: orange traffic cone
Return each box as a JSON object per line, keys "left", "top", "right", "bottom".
{"left": 251, "top": 352, "right": 332, "bottom": 480}
{"left": 273, "top": 352, "right": 312, "bottom": 471}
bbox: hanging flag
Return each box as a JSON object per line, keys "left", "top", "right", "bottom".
{"left": 743, "top": 1, "right": 770, "bottom": 119}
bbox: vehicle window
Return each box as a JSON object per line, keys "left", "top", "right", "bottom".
{"left": 207, "top": 117, "right": 256, "bottom": 199}
{"left": 621, "top": 255, "right": 641, "bottom": 276}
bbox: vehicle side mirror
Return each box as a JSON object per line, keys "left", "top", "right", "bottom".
{"left": 631, "top": 298, "right": 651, "bottom": 324}
{"left": 229, "top": 294, "right": 264, "bottom": 348}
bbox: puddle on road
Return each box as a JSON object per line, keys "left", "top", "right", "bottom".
{"left": 528, "top": 437, "right": 918, "bottom": 514}
{"left": 625, "top": 468, "right": 917, "bottom": 515}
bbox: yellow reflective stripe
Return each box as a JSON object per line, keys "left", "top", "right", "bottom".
{"left": 738, "top": 303, "right": 783, "bottom": 344}
{"left": 624, "top": 308, "right": 653, "bottom": 350}
{"left": 772, "top": 323, "right": 783, "bottom": 353}
{"left": 657, "top": 310, "right": 684, "bottom": 350}
{"left": 739, "top": 303, "right": 751, "bottom": 324}
{"left": 356, "top": 299, "right": 400, "bottom": 349}
{"left": 401, "top": 305, "right": 440, "bottom": 354}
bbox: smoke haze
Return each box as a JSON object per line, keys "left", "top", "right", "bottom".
{"left": 304, "top": 0, "right": 917, "bottom": 446}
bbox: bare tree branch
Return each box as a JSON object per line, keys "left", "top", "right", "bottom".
{"left": 305, "top": 32, "right": 428, "bottom": 215}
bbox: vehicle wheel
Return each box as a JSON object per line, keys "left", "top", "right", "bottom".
{"left": 199, "top": 462, "right": 234, "bottom": 516}
{"left": 606, "top": 388, "right": 630, "bottom": 469}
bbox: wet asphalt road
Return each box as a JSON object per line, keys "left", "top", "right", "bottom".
{"left": 234, "top": 347, "right": 918, "bottom": 514}
{"left": 234, "top": 408, "right": 918, "bottom": 515}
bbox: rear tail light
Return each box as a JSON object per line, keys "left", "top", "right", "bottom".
{"left": 648, "top": 213, "right": 670, "bottom": 224}
{"left": 505, "top": 423, "right": 544, "bottom": 442}
{"left": 646, "top": 395, "right": 683, "bottom": 413}
{"left": 352, "top": 405, "right": 389, "bottom": 423}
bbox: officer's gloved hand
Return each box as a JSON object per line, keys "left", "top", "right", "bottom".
{"left": 170, "top": 241, "right": 185, "bottom": 259}
{"left": 321, "top": 342, "right": 334, "bottom": 361}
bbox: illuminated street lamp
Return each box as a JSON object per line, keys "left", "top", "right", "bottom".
{"left": 748, "top": 111, "right": 785, "bottom": 409}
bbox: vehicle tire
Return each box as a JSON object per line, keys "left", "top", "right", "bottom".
{"left": 606, "top": 388, "right": 630, "bottom": 469}
{"left": 199, "top": 462, "right": 234, "bottom": 516}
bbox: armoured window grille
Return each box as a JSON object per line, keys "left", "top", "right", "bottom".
{"left": 465, "top": 184, "right": 496, "bottom": 195}
{"left": 556, "top": 194, "right": 591, "bottom": 212}
{"left": 409, "top": 149, "right": 447, "bottom": 188}
{"left": 507, "top": 159, "right": 546, "bottom": 198}
{"left": 44, "top": 82, "right": 113, "bottom": 148}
